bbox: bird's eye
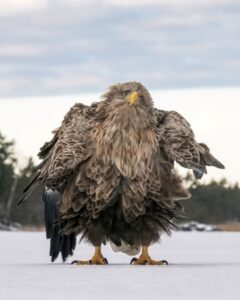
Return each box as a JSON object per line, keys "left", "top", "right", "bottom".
{"left": 122, "top": 90, "right": 130, "bottom": 96}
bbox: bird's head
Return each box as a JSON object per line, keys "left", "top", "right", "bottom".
{"left": 102, "top": 81, "right": 154, "bottom": 111}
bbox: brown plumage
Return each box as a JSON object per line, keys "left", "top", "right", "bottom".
{"left": 19, "top": 81, "right": 224, "bottom": 264}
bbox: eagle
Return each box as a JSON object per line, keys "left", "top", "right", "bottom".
{"left": 19, "top": 82, "right": 224, "bottom": 265}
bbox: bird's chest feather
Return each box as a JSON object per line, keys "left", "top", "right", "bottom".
{"left": 93, "top": 112, "right": 158, "bottom": 179}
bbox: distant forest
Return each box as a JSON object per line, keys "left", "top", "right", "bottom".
{"left": 0, "top": 131, "right": 239, "bottom": 226}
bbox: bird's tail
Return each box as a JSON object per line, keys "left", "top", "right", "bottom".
{"left": 43, "top": 189, "right": 76, "bottom": 262}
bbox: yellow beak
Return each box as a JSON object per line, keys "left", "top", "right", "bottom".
{"left": 127, "top": 91, "right": 139, "bottom": 106}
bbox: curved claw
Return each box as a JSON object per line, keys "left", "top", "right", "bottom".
{"left": 162, "top": 260, "right": 168, "bottom": 265}
{"left": 130, "top": 257, "right": 137, "bottom": 265}
{"left": 103, "top": 257, "right": 109, "bottom": 264}
{"left": 71, "top": 260, "right": 78, "bottom": 265}
{"left": 90, "top": 257, "right": 108, "bottom": 265}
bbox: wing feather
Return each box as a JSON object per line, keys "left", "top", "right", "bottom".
{"left": 155, "top": 109, "right": 225, "bottom": 179}
{"left": 38, "top": 103, "right": 96, "bottom": 187}
{"left": 18, "top": 102, "right": 96, "bottom": 204}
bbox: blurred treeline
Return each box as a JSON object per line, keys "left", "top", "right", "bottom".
{"left": 182, "top": 174, "right": 240, "bottom": 224}
{"left": 0, "top": 132, "right": 43, "bottom": 226}
{"left": 0, "top": 131, "right": 239, "bottom": 226}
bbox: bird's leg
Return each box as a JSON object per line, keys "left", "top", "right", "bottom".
{"left": 130, "top": 246, "right": 168, "bottom": 265}
{"left": 72, "top": 245, "right": 108, "bottom": 265}
{"left": 90, "top": 246, "right": 108, "bottom": 265}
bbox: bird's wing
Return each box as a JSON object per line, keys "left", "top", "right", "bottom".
{"left": 155, "top": 109, "right": 225, "bottom": 179}
{"left": 38, "top": 102, "right": 96, "bottom": 186}
{"left": 18, "top": 102, "right": 96, "bottom": 204}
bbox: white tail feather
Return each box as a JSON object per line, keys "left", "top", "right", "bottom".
{"left": 110, "top": 241, "right": 140, "bottom": 256}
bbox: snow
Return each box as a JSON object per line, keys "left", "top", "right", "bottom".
{"left": 0, "top": 231, "right": 240, "bottom": 300}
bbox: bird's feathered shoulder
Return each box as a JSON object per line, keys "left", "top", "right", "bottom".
{"left": 154, "top": 108, "right": 224, "bottom": 178}
{"left": 154, "top": 108, "right": 194, "bottom": 146}
{"left": 37, "top": 102, "right": 98, "bottom": 187}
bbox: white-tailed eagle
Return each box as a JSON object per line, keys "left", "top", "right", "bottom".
{"left": 19, "top": 82, "right": 224, "bottom": 265}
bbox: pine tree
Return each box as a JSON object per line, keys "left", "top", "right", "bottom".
{"left": 0, "top": 133, "right": 16, "bottom": 220}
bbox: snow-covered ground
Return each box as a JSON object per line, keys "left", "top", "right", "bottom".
{"left": 0, "top": 231, "right": 240, "bottom": 300}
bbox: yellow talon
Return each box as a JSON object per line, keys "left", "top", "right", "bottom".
{"left": 130, "top": 246, "right": 168, "bottom": 265}
{"left": 71, "top": 246, "right": 108, "bottom": 265}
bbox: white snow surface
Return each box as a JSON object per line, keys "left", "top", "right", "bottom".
{"left": 0, "top": 231, "right": 240, "bottom": 300}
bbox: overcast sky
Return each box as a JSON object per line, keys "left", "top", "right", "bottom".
{"left": 0, "top": 0, "right": 240, "bottom": 97}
